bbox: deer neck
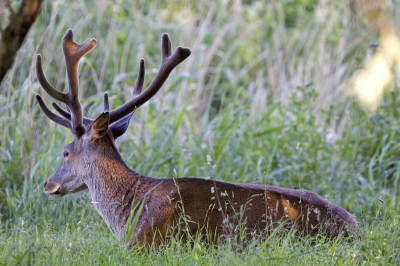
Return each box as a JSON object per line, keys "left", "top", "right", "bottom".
{"left": 83, "top": 146, "right": 146, "bottom": 240}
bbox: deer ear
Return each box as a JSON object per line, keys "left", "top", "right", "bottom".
{"left": 89, "top": 112, "right": 109, "bottom": 141}
{"left": 110, "top": 113, "right": 133, "bottom": 140}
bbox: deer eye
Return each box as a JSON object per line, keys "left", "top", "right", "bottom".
{"left": 63, "top": 151, "right": 69, "bottom": 158}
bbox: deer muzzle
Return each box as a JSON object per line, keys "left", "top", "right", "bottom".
{"left": 43, "top": 180, "right": 62, "bottom": 196}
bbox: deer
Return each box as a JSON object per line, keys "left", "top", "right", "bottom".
{"left": 36, "top": 29, "right": 357, "bottom": 248}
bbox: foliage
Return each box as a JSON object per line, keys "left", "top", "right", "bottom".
{"left": 1, "top": 0, "right": 400, "bottom": 265}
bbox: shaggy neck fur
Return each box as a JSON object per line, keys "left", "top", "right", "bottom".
{"left": 82, "top": 135, "right": 150, "bottom": 241}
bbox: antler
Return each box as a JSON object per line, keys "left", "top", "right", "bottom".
{"left": 49, "top": 57, "right": 146, "bottom": 125}
{"left": 36, "top": 30, "right": 190, "bottom": 135}
{"left": 108, "top": 33, "right": 191, "bottom": 124}
{"left": 36, "top": 29, "right": 97, "bottom": 136}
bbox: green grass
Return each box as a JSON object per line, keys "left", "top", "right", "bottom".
{"left": 1, "top": 0, "right": 400, "bottom": 265}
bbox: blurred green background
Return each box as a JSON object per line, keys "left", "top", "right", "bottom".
{"left": 0, "top": 0, "right": 399, "bottom": 264}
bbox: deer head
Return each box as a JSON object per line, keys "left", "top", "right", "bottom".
{"left": 37, "top": 29, "right": 191, "bottom": 197}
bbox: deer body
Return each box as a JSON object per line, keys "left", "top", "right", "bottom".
{"left": 46, "top": 131, "right": 356, "bottom": 247}
{"left": 36, "top": 29, "right": 356, "bottom": 248}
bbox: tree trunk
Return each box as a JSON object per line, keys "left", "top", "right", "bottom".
{"left": 0, "top": 0, "right": 43, "bottom": 86}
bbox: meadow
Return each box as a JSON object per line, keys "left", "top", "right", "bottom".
{"left": 1, "top": 0, "right": 400, "bottom": 265}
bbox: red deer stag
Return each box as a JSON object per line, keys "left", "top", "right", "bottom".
{"left": 36, "top": 29, "right": 357, "bottom": 247}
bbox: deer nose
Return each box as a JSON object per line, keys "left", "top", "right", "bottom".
{"left": 44, "top": 181, "right": 47, "bottom": 188}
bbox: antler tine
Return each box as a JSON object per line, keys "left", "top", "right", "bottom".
{"left": 132, "top": 58, "right": 145, "bottom": 97}
{"left": 36, "top": 55, "right": 67, "bottom": 102}
{"left": 103, "top": 93, "right": 110, "bottom": 112}
{"left": 62, "top": 29, "right": 97, "bottom": 135}
{"left": 36, "top": 95, "right": 72, "bottom": 128}
{"left": 52, "top": 102, "right": 94, "bottom": 126}
{"left": 109, "top": 33, "right": 191, "bottom": 124}
{"left": 62, "top": 29, "right": 97, "bottom": 97}
{"left": 161, "top": 34, "right": 172, "bottom": 61}
{"left": 52, "top": 102, "right": 71, "bottom": 119}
